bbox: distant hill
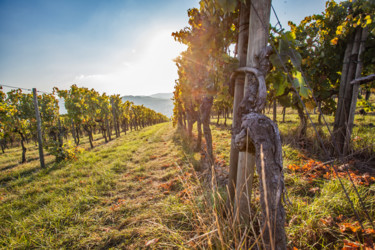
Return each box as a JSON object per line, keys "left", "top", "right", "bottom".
{"left": 122, "top": 93, "right": 173, "bottom": 118}
{"left": 59, "top": 93, "right": 173, "bottom": 118}
{"left": 149, "top": 93, "right": 173, "bottom": 100}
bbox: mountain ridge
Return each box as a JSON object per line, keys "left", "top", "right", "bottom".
{"left": 122, "top": 93, "right": 173, "bottom": 117}
{"left": 149, "top": 93, "right": 173, "bottom": 100}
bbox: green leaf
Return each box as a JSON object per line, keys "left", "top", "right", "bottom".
{"left": 292, "top": 71, "right": 310, "bottom": 98}
{"left": 285, "top": 31, "right": 296, "bottom": 41}
{"left": 288, "top": 49, "right": 302, "bottom": 69}
{"left": 279, "top": 38, "right": 290, "bottom": 55}
{"left": 278, "top": 94, "right": 292, "bottom": 107}
{"left": 292, "top": 71, "right": 305, "bottom": 88}
{"left": 300, "top": 85, "right": 309, "bottom": 98}
{"left": 216, "top": 0, "right": 237, "bottom": 13}
{"left": 270, "top": 54, "right": 288, "bottom": 69}
{"left": 276, "top": 82, "right": 287, "bottom": 96}
{"left": 273, "top": 73, "right": 288, "bottom": 96}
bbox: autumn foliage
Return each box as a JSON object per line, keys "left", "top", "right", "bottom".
{"left": 287, "top": 159, "right": 375, "bottom": 186}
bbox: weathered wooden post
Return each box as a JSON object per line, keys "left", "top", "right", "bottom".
{"left": 228, "top": 0, "right": 250, "bottom": 207}
{"left": 233, "top": 0, "right": 286, "bottom": 248}
{"left": 333, "top": 24, "right": 368, "bottom": 155}
{"left": 111, "top": 98, "right": 120, "bottom": 138}
{"left": 234, "top": 0, "right": 271, "bottom": 221}
{"left": 32, "top": 88, "right": 45, "bottom": 168}
{"left": 344, "top": 28, "right": 368, "bottom": 154}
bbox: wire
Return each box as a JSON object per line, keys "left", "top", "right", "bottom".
{"left": 0, "top": 83, "right": 52, "bottom": 94}
{"left": 0, "top": 84, "right": 32, "bottom": 92}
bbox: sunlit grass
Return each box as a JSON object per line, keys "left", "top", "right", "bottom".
{"left": 0, "top": 123, "right": 194, "bottom": 248}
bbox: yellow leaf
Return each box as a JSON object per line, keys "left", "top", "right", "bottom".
{"left": 336, "top": 25, "right": 343, "bottom": 35}
{"left": 365, "top": 15, "right": 372, "bottom": 25}
{"left": 330, "top": 37, "right": 338, "bottom": 45}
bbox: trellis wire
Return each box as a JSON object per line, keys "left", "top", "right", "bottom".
{"left": 0, "top": 83, "right": 51, "bottom": 94}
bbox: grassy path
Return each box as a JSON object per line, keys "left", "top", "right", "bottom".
{"left": 0, "top": 122, "right": 192, "bottom": 248}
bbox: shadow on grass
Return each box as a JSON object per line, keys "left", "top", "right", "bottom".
{"left": 0, "top": 161, "right": 66, "bottom": 188}
{"left": 0, "top": 163, "right": 21, "bottom": 172}
{"left": 211, "top": 122, "right": 231, "bottom": 131}
{"left": 0, "top": 152, "right": 54, "bottom": 171}
{"left": 1, "top": 132, "right": 128, "bottom": 185}
{"left": 172, "top": 127, "right": 202, "bottom": 171}
{"left": 280, "top": 123, "right": 374, "bottom": 167}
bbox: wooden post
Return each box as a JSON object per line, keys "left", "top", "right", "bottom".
{"left": 32, "top": 88, "right": 45, "bottom": 168}
{"left": 333, "top": 27, "right": 361, "bottom": 155}
{"left": 344, "top": 28, "right": 368, "bottom": 154}
{"left": 228, "top": 0, "right": 250, "bottom": 208}
{"left": 233, "top": 0, "right": 286, "bottom": 248}
{"left": 235, "top": 0, "right": 272, "bottom": 221}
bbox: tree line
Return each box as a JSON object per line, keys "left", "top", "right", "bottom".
{"left": 0, "top": 84, "right": 168, "bottom": 163}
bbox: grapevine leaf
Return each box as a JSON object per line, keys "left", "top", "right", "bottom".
{"left": 216, "top": 0, "right": 237, "bottom": 13}
{"left": 288, "top": 49, "right": 302, "bottom": 69}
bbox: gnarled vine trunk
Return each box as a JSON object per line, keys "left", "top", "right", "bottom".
{"left": 232, "top": 0, "right": 286, "bottom": 248}
{"left": 83, "top": 125, "right": 94, "bottom": 149}
{"left": 19, "top": 132, "right": 27, "bottom": 163}
{"left": 106, "top": 118, "right": 112, "bottom": 141}
{"left": 235, "top": 114, "right": 286, "bottom": 249}
{"left": 200, "top": 96, "right": 214, "bottom": 161}
{"left": 195, "top": 111, "right": 202, "bottom": 151}
{"left": 295, "top": 101, "right": 307, "bottom": 138}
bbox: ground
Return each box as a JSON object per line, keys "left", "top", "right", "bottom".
{"left": 1, "top": 110, "right": 375, "bottom": 249}
{"left": 1, "top": 123, "right": 197, "bottom": 248}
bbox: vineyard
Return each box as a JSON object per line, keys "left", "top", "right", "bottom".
{"left": 0, "top": 84, "right": 168, "bottom": 164}
{"left": 1, "top": 0, "right": 375, "bottom": 249}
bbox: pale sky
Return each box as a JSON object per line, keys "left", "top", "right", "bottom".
{"left": 0, "top": 0, "right": 332, "bottom": 96}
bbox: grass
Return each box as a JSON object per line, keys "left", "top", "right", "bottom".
{"left": 0, "top": 123, "right": 198, "bottom": 248}
{"left": 0, "top": 130, "right": 113, "bottom": 171}
{"left": 0, "top": 107, "right": 374, "bottom": 248}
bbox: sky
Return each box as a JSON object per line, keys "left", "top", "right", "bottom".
{"left": 0, "top": 0, "right": 333, "bottom": 96}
